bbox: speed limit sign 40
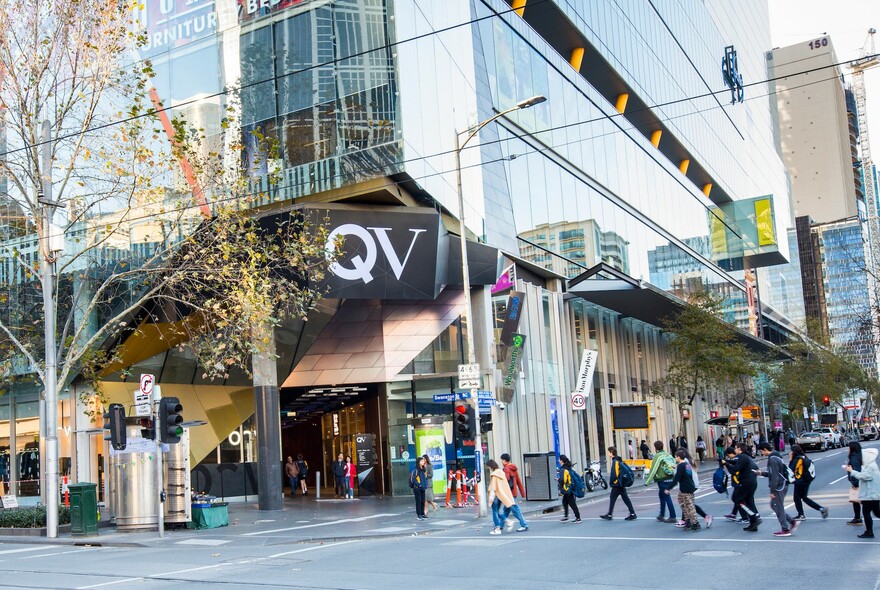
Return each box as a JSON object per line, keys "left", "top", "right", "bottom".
{"left": 571, "top": 392, "right": 587, "bottom": 411}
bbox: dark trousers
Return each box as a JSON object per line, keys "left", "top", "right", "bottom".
{"left": 562, "top": 493, "right": 580, "bottom": 519}
{"left": 657, "top": 480, "right": 676, "bottom": 518}
{"left": 862, "top": 500, "right": 880, "bottom": 534}
{"left": 733, "top": 481, "right": 758, "bottom": 517}
{"left": 793, "top": 483, "right": 823, "bottom": 515}
{"left": 853, "top": 497, "right": 862, "bottom": 520}
{"left": 413, "top": 487, "right": 426, "bottom": 516}
{"left": 608, "top": 486, "right": 635, "bottom": 515}
{"left": 335, "top": 475, "right": 346, "bottom": 496}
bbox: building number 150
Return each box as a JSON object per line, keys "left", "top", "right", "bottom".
{"left": 809, "top": 38, "right": 828, "bottom": 50}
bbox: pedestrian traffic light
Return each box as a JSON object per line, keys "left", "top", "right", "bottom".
{"left": 480, "top": 412, "right": 493, "bottom": 433}
{"left": 103, "top": 403, "right": 127, "bottom": 451}
{"left": 454, "top": 403, "right": 475, "bottom": 438}
{"left": 159, "top": 397, "right": 184, "bottom": 444}
{"left": 139, "top": 417, "right": 155, "bottom": 440}
{"left": 823, "top": 396, "right": 830, "bottom": 406}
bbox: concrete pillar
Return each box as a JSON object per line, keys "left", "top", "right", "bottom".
{"left": 253, "top": 323, "right": 282, "bottom": 511}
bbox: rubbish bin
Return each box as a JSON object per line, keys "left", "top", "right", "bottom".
{"left": 68, "top": 482, "right": 99, "bottom": 536}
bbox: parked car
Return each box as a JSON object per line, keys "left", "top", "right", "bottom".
{"left": 796, "top": 431, "right": 827, "bottom": 451}
{"left": 818, "top": 427, "right": 842, "bottom": 448}
{"left": 860, "top": 426, "right": 879, "bottom": 441}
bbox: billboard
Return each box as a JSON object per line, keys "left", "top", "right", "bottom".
{"left": 611, "top": 405, "right": 650, "bottom": 430}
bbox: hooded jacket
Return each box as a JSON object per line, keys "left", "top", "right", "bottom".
{"left": 759, "top": 451, "right": 788, "bottom": 492}
{"left": 849, "top": 447, "right": 880, "bottom": 501}
{"left": 489, "top": 468, "right": 515, "bottom": 508}
{"left": 503, "top": 463, "right": 526, "bottom": 498}
{"left": 645, "top": 450, "right": 674, "bottom": 485}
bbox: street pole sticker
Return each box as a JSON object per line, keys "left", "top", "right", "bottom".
{"left": 571, "top": 392, "right": 587, "bottom": 411}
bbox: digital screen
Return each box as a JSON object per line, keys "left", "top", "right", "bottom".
{"left": 611, "top": 405, "right": 649, "bottom": 430}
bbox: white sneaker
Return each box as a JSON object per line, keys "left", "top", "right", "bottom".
{"left": 490, "top": 527, "right": 502, "bottom": 535}
{"left": 505, "top": 519, "right": 515, "bottom": 532}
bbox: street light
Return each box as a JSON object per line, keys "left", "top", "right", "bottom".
{"left": 454, "top": 95, "right": 545, "bottom": 517}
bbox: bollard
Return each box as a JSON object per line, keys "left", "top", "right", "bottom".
{"left": 316, "top": 471, "right": 321, "bottom": 499}
{"left": 455, "top": 469, "right": 462, "bottom": 507}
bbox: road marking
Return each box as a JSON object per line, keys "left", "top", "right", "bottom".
{"left": 0, "top": 546, "right": 53, "bottom": 556}
{"left": 429, "top": 534, "right": 875, "bottom": 546}
{"left": 242, "top": 513, "right": 400, "bottom": 536}
{"left": 829, "top": 475, "right": 849, "bottom": 485}
{"left": 19, "top": 549, "right": 88, "bottom": 560}
{"left": 76, "top": 540, "right": 357, "bottom": 589}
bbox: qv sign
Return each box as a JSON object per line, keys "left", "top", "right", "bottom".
{"left": 326, "top": 224, "right": 426, "bottom": 284}
{"left": 313, "top": 206, "right": 445, "bottom": 300}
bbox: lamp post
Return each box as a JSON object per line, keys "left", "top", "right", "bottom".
{"left": 454, "top": 95, "right": 545, "bottom": 518}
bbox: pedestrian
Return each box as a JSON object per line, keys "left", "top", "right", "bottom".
{"left": 677, "top": 448, "right": 713, "bottom": 529}
{"left": 724, "top": 444, "right": 760, "bottom": 531}
{"left": 332, "top": 453, "right": 347, "bottom": 498}
{"left": 715, "top": 436, "right": 725, "bottom": 459}
{"left": 678, "top": 435, "right": 688, "bottom": 450}
{"left": 665, "top": 449, "right": 700, "bottom": 531}
{"left": 501, "top": 453, "right": 526, "bottom": 501}
{"left": 409, "top": 456, "right": 429, "bottom": 520}
{"left": 696, "top": 436, "right": 707, "bottom": 464}
{"left": 669, "top": 437, "right": 678, "bottom": 454}
{"left": 345, "top": 455, "right": 356, "bottom": 499}
{"left": 627, "top": 439, "right": 635, "bottom": 460}
{"left": 757, "top": 442, "right": 799, "bottom": 537}
{"left": 422, "top": 454, "right": 438, "bottom": 511}
{"left": 285, "top": 456, "right": 300, "bottom": 497}
{"left": 640, "top": 440, "right": 652, "bottom": 460}
{"left": 847, "top": 442, "right": 864, "bottom": 526}
{"left": 645, "top": 440, "right": 677, "bottom": 523}
{"left": 557, "top": 454, "right": 581, "bottom": 523}
{"left": 487, "top": 459, "right": 528, "bottom": 534}
{"left": 787, "top": 428, "right": 796, "bottom": 448}
{"left": 790, "top": 444, "right": 829, "bottom": 521}
{"left": 296, "top": 454, "right": 309, "bottom": 495}
{"left": 600, "top": 446, "right": 637, "bottom": 521}
{"left": 844, "top": 446, "right": 880, "bottom": 539}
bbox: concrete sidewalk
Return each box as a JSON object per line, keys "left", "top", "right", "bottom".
{"left": 0, "top": 457, "right": 738, "bottom": 548}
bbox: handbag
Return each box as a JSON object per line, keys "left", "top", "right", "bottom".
{"left": 848, "top": 486, "right": 860, "bottom": 503}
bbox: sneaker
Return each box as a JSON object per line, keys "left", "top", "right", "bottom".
{"left": 773, "top": 530, "right": 791, "bottom": 537}
{"left": 847, "top": 519, "right": 864, "bottom": 526}
{"left": 599, "top": 514, "right": 612, "bottom": 521}
{"left": 735, "top": 518, "right": 749, "bottom": 523}
{"left": 723, "top": 514, "right": 737, "bottom": 521}
{"left": 417, "top": 516, "right": 424, "bottom": 520}
{"left": 505, "top": 520, "right": 515, "bottom": 532}
{"left": 573, "top": 519, "right": 582, "bottom": 523}
{"left": 664, "top": 517, "right": 677, "bottom": 523}
{"left": 858, "top": 532, "right": 875, "bottom": 538}
{"left": 789, "top": 519, "right": 800, "bottom": 534}
{"left": 743, "top": 523, "right": 759, "bottom": 532}
{"left": 820, "top": 507, "right": 829, "bottom": 519}
{"left": 625, "top": 514, "right": 637, "bottom": 521}
{"left": 560, "top": 517, "right": 569, "bottom": 522}
{"left": 656, "top": 515, "right": 666, "bottom": 522}
{"left": 689, "top": 523, "right": 701, "bottom": 531}
{"left": 422, "top": 515, "right": 429, "bottom": 519}
{"left": 489, "top": 527, "right": 502, "bottom": 535}
{"left": 516, "top": 526, "right": 529, "bottom": 532}
{"left": 704, "top": 515, "right": 714, "bottom": 529}
{"left": 675, "top": 520, "right": 688, "bottom": 528}
{"left": 793, "top": 514, "right": 806, "bottom": 521}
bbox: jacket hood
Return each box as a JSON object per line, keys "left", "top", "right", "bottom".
{"left": 506, "top": 464, "right": 519, "bottom": 475}
{"left": 864, "top": 448, "right": 878, "bottom": 464}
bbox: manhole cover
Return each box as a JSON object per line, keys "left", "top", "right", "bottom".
{"left": 685, "top": 550, "right": 742, "bottom": 557}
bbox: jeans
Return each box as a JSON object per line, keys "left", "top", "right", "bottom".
{"left": 413, "top": 487, "right": 426, "bottom": 517}
{"left": 793, "top": 483, "right": 823, "bottom": 516}
{"left": 288, "top": 476, "right": 298, "bottom": 495}
{"left": 769, "top": 485, "right": 794, "bottom": 531}
{"left": 656, "top": 480, "right": 676, "bottom": 518}
{"left": 335, "top": 475, "right": 346, "bottom": 497}
{"left": 562, "top": 493, "right": 580, "bottom": 519}
{"left": 608, "top": 487, "right": 635, "bottom": 515}
{"left": 502, "top": 503, "right": 528, "bottom": 528}
{"left": 491, "top": 500, "right": 504, "bottom": 527}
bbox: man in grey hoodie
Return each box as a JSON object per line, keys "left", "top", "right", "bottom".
{"left": 758, "top": 442, "right": 799, "bottom": 537}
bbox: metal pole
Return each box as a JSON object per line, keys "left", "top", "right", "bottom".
{"left": 454, "top": 131, "right": 487, "bottom": 518}
{"left": 154, "top": 385, "right": 164, "bottom": 538}
{"left": 40, "top": 119, "right": 60, "bottom": 539}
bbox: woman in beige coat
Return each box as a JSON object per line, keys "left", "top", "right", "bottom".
{"left": 487, "top": 459, "right": 528, "bottom": 534}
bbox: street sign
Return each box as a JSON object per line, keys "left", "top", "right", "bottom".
{"left": 433, "top": 393, "right": 466, "bottom": 403}
{"left": 433, "top": 390, "right": 495, "bottom": 403}
{"left": 140, "top": 374, "right": 155, "bottom": 395}
{"left": 458, "top": 363, "right": 480, "bottom": 390}
{"left": 571, "top": 392, "right": 586, "bottom": 411}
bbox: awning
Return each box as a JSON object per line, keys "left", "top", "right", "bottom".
{"left": 566, "top": 263, "right": 787, "bottom": 360}
{"left": 705, "top": 417, "right": 760, "bottom": 426}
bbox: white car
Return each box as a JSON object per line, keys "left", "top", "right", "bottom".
{"left": 818, "top": 427, "right": 841, "bottom": 448}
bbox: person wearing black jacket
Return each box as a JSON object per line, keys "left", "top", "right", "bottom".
{"left": 757, "top": 442, "right": 799, "bottom": 537}
{"left": 724, "top": 443, "right": 760, "bottom": 531}
{"left": 332, "top": 453, "right": 347, "bottom": 498}
{"left": 600, "top": 447, "right": 637, "bottom": 521}
{"left": 847, "top": 441, "right": 863, "bottom": 526}
{"left": 790, "top": 444, "right": 829, "bottom": 521}
{"left": 665, "top": 450, "right": 699, "bottom": 531}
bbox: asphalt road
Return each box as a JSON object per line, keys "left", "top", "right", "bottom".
{"left": 1, "top": 441, "right": 879, "bottom": 590}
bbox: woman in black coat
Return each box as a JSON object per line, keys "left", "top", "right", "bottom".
{"left": 848, "top": 441, "right": 863, "bottom": 526}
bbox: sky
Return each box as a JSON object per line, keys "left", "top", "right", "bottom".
{"left": 769, "top": 0, "right": 880, "bottom": 158}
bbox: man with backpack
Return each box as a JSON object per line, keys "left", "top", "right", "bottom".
{"left": 724, "top": 444, "right": 761, "bottom": 531}
{"left": 757, "top": 442, "right": 800, "bottom": 537}
{"left": 645, "top": 440, "right": 677, "bottom": 523}
{"left": 557, "top": 455, "right": 582, "bottom": 523}
{"left": 790, "top": 444, "right": 829, "bottom": 521}
{"left": 600, "top": 446, "right": 637, "bottom": 521}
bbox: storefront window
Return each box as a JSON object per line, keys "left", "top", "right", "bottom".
{"left": 16, "top": 401, "right": 40, "bottom": 497}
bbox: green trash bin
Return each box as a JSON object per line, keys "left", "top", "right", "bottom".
{"left": 68, "top": 482, "right": 98, "bottom": 536}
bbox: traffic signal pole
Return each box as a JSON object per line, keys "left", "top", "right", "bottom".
{"left": 153, "top": 385, "right": 165, "bottom": 538}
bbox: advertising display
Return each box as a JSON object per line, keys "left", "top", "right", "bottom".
{"left": 354, "top": 433, "right": 376, "bottom": 496}
{"left": 415, "top": 427, "right": 447, "bottom": 497}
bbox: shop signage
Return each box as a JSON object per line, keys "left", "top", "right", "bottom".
{"left": 572, "top": 350, "right": 598, "bottom": 396}
{"left": 498, "top": 333, "right": 526, "bottom": 403}
{"left": 135, "top": 0, "right": 218, "bottom": 58}
{"left": 499, "top": 291, "right": 526, "bottom": 346}
{"left": 722, "top": 45, "right": 745, "bottom": 104}
{"left": 355, "top": 433, "right": 376, "bottom": 496}
{"left": 240, "top": 0, "right": 314, "bottom": 22}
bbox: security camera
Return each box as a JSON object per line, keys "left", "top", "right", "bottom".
{"left": 497, "top": 402, "right": 506, "bottom": 411}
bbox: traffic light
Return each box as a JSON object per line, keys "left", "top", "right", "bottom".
{"left": 103, "top": 403, "right": 127, "bottom": 451}
{"left": 159, "top": 396, "right": 184, "bottom": 444}
{"left": 454, "top": 403, "right": 476, "bottom": 438}
{"left": 823, "top": 396, "right": 831, "bottom": 407}
{"left": 480, "top": 412, "right": 493, "bottom": 433}
{"left": 139, "top": 417, "right": 155, "bottom": 440}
